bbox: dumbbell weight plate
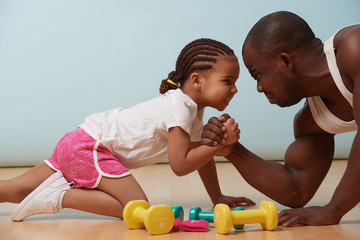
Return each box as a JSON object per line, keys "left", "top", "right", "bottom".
{"left": 145, "top": 205, "right": 175, "bottom": 235}
{"left": 171, "top": 206, "right": 184, "bottom": 220}
{"left": 123, "top": 200, "right": 150, "bottom": 229}
{"left": 259, "top": 201, "right": 278, "bottom": 230}
{"left": 214, "top": 204, "right": 232, "bottom": 234}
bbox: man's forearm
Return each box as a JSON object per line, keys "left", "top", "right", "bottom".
{"left": 326, "top": 132, "right": 360, "bottom": 219}
{"left": 227, "top": 142, "right": 303, "bottom": 207}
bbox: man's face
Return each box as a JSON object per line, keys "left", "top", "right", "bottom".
{"left": 242, "top": 43, "right": 302, "bottom": 107}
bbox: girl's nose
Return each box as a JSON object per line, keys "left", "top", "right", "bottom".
{"left": 232, "top": 85, "right": 238, "bottom": 94}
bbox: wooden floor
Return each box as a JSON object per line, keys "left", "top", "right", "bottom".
{"left": 0, "top": 160, "right": 359, "bottom": 240}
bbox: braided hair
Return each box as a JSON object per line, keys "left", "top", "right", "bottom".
{"left": 159, "top": 38, "right": 237, "bottom": 94}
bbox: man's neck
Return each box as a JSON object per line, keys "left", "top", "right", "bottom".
{"left": 296, "top": 40, "right": 338, "bottom": 100}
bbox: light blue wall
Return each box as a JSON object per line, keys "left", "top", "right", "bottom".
{"left": 1, "top": 0, "right": 359, "bottom": 166}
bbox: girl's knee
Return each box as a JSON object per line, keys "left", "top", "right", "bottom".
{"left": 123, "top": 195, "right": 148, "bottom": 207}
{"left": 98, "top": 175, "right": 148, "bottom": 207}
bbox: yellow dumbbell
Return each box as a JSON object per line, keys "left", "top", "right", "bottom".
{"left": 123, "top": 200, "right": 175, "bottom": 235}
{"left": 214, "top": 200, "right": 278, "bottom": 234}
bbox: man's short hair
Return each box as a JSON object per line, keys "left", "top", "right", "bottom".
{"left": 243, "top": 11, "right": 315, "bottom": 56}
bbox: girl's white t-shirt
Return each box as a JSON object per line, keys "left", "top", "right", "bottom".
{"left": 79, "top": 89, "right": 204, "bottom": 169}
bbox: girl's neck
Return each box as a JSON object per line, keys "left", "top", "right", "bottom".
{"left": 179, "top": 83, "right": 204, "bottom": 110}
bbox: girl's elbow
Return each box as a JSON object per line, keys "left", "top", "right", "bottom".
{"left": 170, "top": 164, "right": 189, "bottom": 176}
{"left": 172, "top": 167, "right": 188, "bottom": 176}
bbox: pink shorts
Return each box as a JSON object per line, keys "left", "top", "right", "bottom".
{"left": 45, "top": 128, "right": 130, "bottom": 188}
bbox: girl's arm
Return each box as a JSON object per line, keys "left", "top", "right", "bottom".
{"left": 168, "top": 118, "right": 255, "bottom": 205}
{"left": 168, "top": 118, "right": 239, "bottom": 176}
{"left": 167, "top": 126, "right": 220, "bottom": 176}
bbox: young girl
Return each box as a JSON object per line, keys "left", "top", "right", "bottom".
{"left": 2, "top": 38, "right": 254, "bottom": 221}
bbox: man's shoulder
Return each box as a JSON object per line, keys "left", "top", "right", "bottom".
{"left": 334, "top": 25, "right": 360, "bottom": 87}
{"left": 334, "top": 24, "right": 359, "bottom": 42}
{"left": 336, "top": 25, "right": 360, "bottom": 65}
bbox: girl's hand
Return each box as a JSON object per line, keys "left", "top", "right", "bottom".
{"left": 223, "top": 118, "right": 240, "bottom": 145}
{"left": 213, "top": 194, "right": 256, "bottom": 207}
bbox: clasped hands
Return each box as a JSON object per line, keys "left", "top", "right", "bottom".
{"left": 202, "top": 113, "right": 239, "bottom": 156}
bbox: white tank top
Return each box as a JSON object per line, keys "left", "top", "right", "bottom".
{"left": 307, "top": 29, "right": 358, "bottom": 134}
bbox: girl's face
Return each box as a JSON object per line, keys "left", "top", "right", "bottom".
{"left": 199, "top": 57, "right": 239, "bottom": 111}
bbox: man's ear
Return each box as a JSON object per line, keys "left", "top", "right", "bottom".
{"left": 279, "top": 52, "right": 294, "bottom": 71}
{"left": 190, "top": 72, "right": 202, "bottom": 89}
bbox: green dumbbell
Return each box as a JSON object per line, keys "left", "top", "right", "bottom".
{"left": 189, "top": 207, "right": 214, "bottom": 222}
{"left": 171, "top": 206, "right": 184, "bottom": 220}
{"left": 189, "top": 206, "right": 244, "bottom": 229}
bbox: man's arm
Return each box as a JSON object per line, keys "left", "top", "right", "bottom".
{"left": 202, "top": 112, "right": 335, "bottom": 208}
{"left": 278, "top": 132, "right": 360, "bottom": 226}
{"left": 201, "top": 110, "right": 341, "bottom": 226}
{"left": 278, "top": 27, "right": 360, "bottom": 226}
{"left": 325, "top": 25, "right": 360, "bottom": 219}
{"left": 227, "top": 130, "right": 335, "bottom": 208}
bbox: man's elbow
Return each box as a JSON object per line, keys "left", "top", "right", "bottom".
{"left": 279, "top": 189, "right": 312, "bottom": 208}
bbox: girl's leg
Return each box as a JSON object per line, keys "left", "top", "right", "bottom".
{"left": 0, "top": 163, "right": 55, "bottom": 203}
{"left": 62, "top": 174, "right": 147, "bottom": 218}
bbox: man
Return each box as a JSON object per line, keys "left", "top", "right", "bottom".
{"left": 201, "top": 11, "right": 359, "bottom": 226}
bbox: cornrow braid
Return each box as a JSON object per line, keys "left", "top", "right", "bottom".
{"left": 159, "top": 38, "right": 236, "bottom": 94}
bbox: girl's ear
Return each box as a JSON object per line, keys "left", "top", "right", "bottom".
{"left": 189, "top": 72, "right": 202, "bottom": 89}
